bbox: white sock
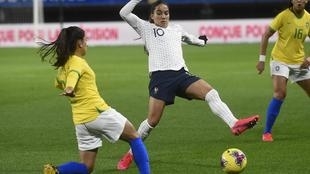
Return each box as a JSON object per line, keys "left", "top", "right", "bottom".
{"left": 137, "top": 119, "right": 154, "bottom": 140}
{"left": 129, "top": 119, "right": 153, "bottom": 154}
{"left": 205, "top": 89, "right": 238, "bottom": 128}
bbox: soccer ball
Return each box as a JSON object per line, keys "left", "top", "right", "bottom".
{"left": 220, "top": 148, "right": 247, "bottom": 174}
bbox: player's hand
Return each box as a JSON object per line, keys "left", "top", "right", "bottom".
{"left": 60, "top": 87, "right": 75, "bottom": 97}
{"left": 300, "top": 57, "right": 310, "bottom": 69}
{"left": 256, "top": 61, "right": 265, "bottom": 75}
{"left": 198, "top": 35, "right": 208, "bottom": 44}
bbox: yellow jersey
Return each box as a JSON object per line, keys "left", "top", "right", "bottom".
{"left": 270, "top": 8, "right": 310, "bottom": 64}
{"left": 55, "top": 55, "right": 110, "bottom": 125}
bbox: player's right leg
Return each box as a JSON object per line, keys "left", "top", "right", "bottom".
{"left": 262, "top": 61, "right": 289, "bottom": 141}
{"left": 117, "top": 119, "right": 153, "bottom": 170}
{"left": 203, "top": 88, "right": 260, "bottom": 135}
{"left": 119, "top": 121, "right": 151, "bottom": 174}
{"left": 117, "top": 97, "right": 165, "bottom": 171}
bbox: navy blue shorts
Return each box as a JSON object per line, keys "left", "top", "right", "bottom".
{"left": 148, "top": 68, "right": 200, "bottom": 105}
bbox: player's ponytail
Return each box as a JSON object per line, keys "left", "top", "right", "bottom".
{"left": 38, "top": 26, "right": 85, "bottom": 69}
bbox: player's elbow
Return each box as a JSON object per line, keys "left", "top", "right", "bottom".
{"left": 119, "top": 8, "right": 126, "bottom": 19}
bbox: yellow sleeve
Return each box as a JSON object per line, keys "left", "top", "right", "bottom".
{"left": 66, "top": 70, "right": 80, "bottom": 88}
{"left": 270, "top": 10, "right": 284, "bottom": 31}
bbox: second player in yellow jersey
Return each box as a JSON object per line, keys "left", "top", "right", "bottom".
{"left": 256, "top": 0, "right": 310, "bottom": 142}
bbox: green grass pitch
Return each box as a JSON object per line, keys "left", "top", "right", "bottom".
{"left": 0, "top": 44, "right": 309, "bottom": 174}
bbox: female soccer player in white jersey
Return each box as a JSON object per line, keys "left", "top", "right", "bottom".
{"left": 257, "top": 0, "right": 310, "bottom": 142}
{"left": 117, "top": 0, "right": 259, "bottom": 170}
{"left": 38, "top": 26, "right": 150, "bottom": 174}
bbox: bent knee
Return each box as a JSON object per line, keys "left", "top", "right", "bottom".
{"left": 274, "top": 91, "right": 286, "bottom": 100}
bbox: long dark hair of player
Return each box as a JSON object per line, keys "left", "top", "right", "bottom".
{"left": 38, "top": 26, "right": 85, "bottom": 69}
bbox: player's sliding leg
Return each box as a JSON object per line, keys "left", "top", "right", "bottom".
{"left": 117, "top": 120, "right": 153, "bottom": 170}
{"left": 205, "top": 89, "right": 259, "bottom": 135}
{"left": 44, "top": 164, "right": 59, "bottom": 174}
{"left": 43, "top": 162, "right": 88, "bottom": 174}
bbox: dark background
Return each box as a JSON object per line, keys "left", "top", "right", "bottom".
{"left": 0, "top": 0, "right": 298, "bottom": 23}
{"left": 43, "top": 2, "right": 290, "bottom": 22}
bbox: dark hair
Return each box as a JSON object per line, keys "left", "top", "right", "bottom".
{"left": 38, "top": 26, "right": 85, "bottom": 68}
{"left": 289, "top": 0, "right": 293, "bottom": 7}
{"left": 148, "top": 0, "right": 169, "bottom": 23}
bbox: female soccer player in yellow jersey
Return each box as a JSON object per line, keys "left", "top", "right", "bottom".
{"left": 38, "top": 26, "right": 150, "bottom": 174}
{"left": 257, "top": 0, "right": 310, "bottom": 142}
{"left": 117, "top": 0, "right": 259, "bottom": 170}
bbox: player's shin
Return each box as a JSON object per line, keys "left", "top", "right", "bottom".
{"left": 138, "top": 119, "right": 154, "bottom": 140}
{"left": 205, "top": 89, "right": 238, "bottom": 128}
{"left": 127, "top": 119, "right": 153, "bottom": 155}
{"left": 129, "top": 138, "right": 151, "bottom": 174}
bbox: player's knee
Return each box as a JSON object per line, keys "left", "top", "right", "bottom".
{"left": 147, "top": 119, "right": 159, "bottom": 128}
{"left": 274, "top": 92, "right": 286, "bottom": 100}
{"left": 120, "top": 122, "right": 140, "bottom": 141}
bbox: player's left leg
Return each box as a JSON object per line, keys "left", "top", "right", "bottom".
{"left": 185, "top": 79, "right": 259, "bottom": 135}
{"left": 117, "top": 97, "right": 164, "bottom": 171}
{"left": 43, "top": 164, "right": 59, "bottom": 174}
{"left": 263, "top": 75, "right": 287, "bottom": 142}
{"left": 79, "top": 149, "right": 97, "bottom": 173}
{"left": 43, "top": 161, "right": 88, "bottom": 174}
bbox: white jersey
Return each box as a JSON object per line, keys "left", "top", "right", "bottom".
{"left": 120, "top": 0, "right": 205, "bottom": 72}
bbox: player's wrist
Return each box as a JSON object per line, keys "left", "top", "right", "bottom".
{"left": 259, "top": 55, "right": 266, "bottom": 62}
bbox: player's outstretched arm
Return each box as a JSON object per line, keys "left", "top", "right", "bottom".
{"left": 119, "top": 0, "right": 142, "bottom": 22}
{"left": 181, "top": 27, "right": 207, "bottom": 46}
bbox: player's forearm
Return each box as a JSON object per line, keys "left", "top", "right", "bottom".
{"left": 192, "top": 37, "right": 206, "bottom": 46}
{"left": 259, "top": 34, "right": 270, "bottom": 56}
{"left": 66, "top": 71, "right": 79, "bottom": 89}
{"left": 119, "top": 0, "right": 142, "bottom": 19}
{"left": 183, "top": 34, "right": 205, "bottom": 46}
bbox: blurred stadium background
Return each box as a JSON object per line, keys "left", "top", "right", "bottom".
{"left": 2, "top": 1, "right": 310, "bottom": 174}
{"left": 0, "top": 0, "right": 289, "bottom": 23}
{"left": 0, "top": 0, "right": 291, "bottom": 47}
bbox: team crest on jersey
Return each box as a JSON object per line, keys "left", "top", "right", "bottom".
{"left": 154, "top": 87, "right": 159, "bottom": 94}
